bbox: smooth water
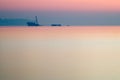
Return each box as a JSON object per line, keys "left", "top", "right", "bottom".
{"left": 0, "top": 26, "right": 120, "bottom": 80}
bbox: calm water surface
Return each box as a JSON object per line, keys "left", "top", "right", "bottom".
{"left": 0, "top": 26, "right": 120, "bottom": 80}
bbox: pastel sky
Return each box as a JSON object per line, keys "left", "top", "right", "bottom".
{"left": 0, "top": 0, "right": 120, "bottom": 25}
{"left": 0, "top": 0, "right": 120, "bottom": 12}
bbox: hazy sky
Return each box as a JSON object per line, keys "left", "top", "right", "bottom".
{"left": 0, "top": 0, "right": 120, "bottom": 25}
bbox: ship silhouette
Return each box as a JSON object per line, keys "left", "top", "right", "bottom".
{"left": 27, "top": 16, "right": 40, "bottom": 26}
{"left": 51, "top": 24, "right": 62, "bottom": 26}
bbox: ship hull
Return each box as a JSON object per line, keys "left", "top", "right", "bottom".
{"left": 27, "top": 22, "right": 39, "bottom": 26}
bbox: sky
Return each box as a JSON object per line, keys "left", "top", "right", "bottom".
{"left": 0, "top": 0, "right": 120, "bottom": 25}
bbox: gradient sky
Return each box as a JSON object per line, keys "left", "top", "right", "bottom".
{"left": 1, "top": 0, "right": 120, "bottom": 12}
{"left": 0, "top": 0, "right": 120, "bottom": 25}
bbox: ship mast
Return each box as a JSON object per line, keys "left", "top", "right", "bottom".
{"left": 35, "top": 16, "right": 38, "bottom": 24}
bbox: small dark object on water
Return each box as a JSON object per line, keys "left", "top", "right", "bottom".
{"left": 51, "top": 24, "right": 62, "bottom": 26}
{"left": 27, "top": 16, "right": 40, "bottom": 26}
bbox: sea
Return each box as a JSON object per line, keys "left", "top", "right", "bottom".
{"left": 0, "top": 26, "right": 120, "bottom": 80}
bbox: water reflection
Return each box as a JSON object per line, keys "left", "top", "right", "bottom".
{"left": 0, "top": 26, "right": 120, "bottom": 80}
